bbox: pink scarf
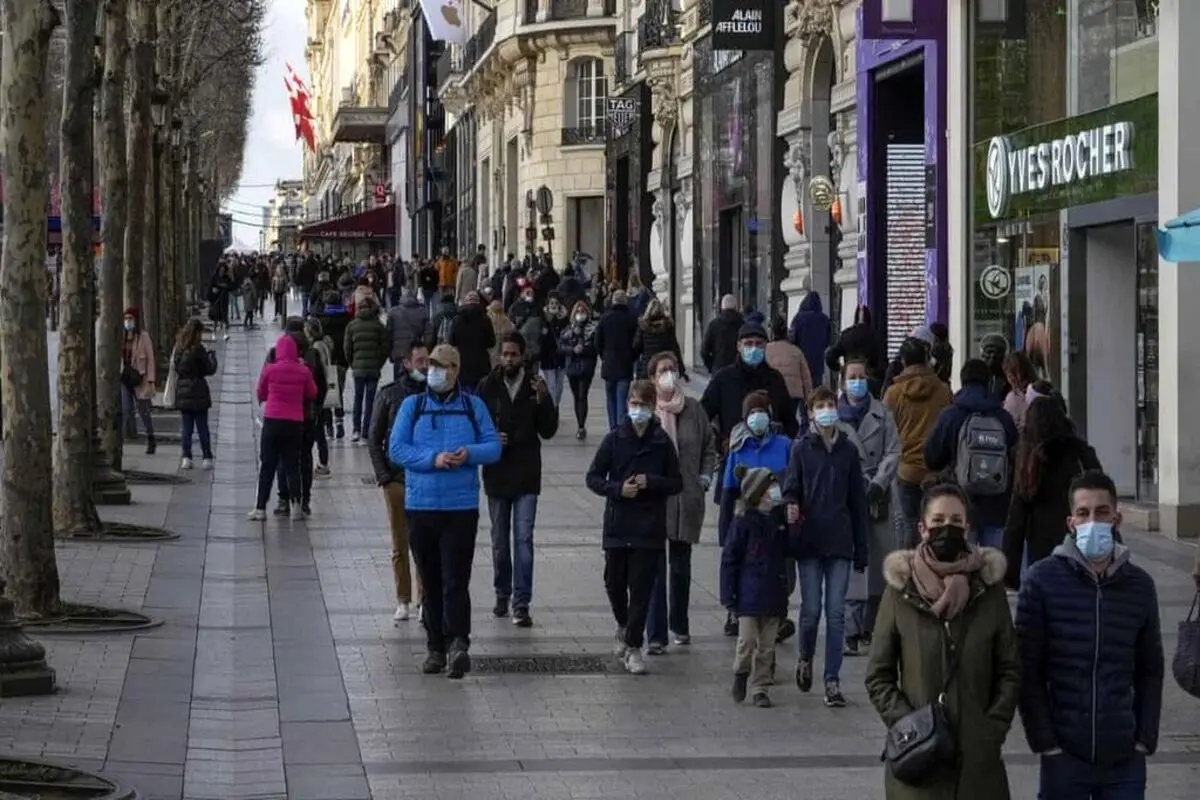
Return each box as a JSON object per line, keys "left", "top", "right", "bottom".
{"left": 655, "top": 390, "right": 686, "bottom": 447}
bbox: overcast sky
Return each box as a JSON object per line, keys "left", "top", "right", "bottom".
{"left": 225, "top": 0, "right": 307, "bottom": 250}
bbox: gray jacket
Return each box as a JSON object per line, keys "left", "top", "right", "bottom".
{"left": 837, "top": 396, "right": 901, "bottom": 597}
{"left": 386, "top": 297, "right": 428, "bottom": 362}
{"left": 662, "top": 396, "right": 717, "bottom": 544}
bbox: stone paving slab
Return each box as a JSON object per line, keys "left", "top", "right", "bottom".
{"left": 0, "top": 323, "right": 1196, "bottom": 799}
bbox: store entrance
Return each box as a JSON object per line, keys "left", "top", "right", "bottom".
{"left": 718, "top": 206, "right": 745, "bottom": 309}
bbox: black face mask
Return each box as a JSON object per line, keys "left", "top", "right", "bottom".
{"left": 927, "top": 524, "right": 969, "bottom": 562}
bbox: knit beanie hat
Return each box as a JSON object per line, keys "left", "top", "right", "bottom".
{"left": 741, "top": 389, "right": 772, "bottom": 419}
{"left": 735, "top": 465, "right": 775, "bottom": 508}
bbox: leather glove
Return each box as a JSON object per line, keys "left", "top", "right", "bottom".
{"left": 865, "top": 482, "right": 885, "bottom": 505}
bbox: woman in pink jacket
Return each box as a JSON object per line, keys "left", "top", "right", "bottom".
{"left": 250, "top": 334, "right": 318, "bottom": 521}
{"left": 121, "top": 307, "right": 158, "bottom": 453}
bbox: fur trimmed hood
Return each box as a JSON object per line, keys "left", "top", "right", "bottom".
{"left": 883, "top": 547, "right": 1008, "bottom": 591}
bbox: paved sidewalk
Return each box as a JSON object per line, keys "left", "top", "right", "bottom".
{"left": 0, "top": 321, "right": 1197, "bottom": 799}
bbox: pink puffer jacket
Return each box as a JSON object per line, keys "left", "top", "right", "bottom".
{"left": 257, "top": 334, "right": 317, "bottom": 422}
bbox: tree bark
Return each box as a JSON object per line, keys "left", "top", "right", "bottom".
{"left": 53, "top": 0, "right": 102, "bottom": 537}
{"left": 143, "top": 132, "right": 160, "bottom": 365}
{"left": 99, "top": 0, "right": 130, "bottom": 473}
{"left": 0, "top": 0, "right": 63, "bottom": 617}
{"left": 123, "top": 0, "right": 152, "bottom": 312}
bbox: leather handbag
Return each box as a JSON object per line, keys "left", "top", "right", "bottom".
{"left": 884, "top": 642, "right": 959, "bottom": 784}
{"left": 1173, "top": 592, "right": 1200, "bottom": 699}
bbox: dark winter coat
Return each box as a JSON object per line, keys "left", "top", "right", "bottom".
{"left": 343, "top": 308, "right": 389, "bottom": 379}
{"left": 632, "top": 316, "right": 684, "bottom": 380}
{"left": 789, "top": 292, "right": 830, "bottom": 386}
{"left": 700, "top": 360, "right": 798, "bottom": 445}
{"left": 720, "top": 508, "right": 790, "bottom": 618}
{"left": 367, "top": 373, "right": 426, "bottom": 485}
{"left": 782, "top": 431, "right": 869, "bottom": 568}
{"left": 427, "top": 297, "right": 458, "bottom": 347}
{"left": 315, "top": 301, "right": 351, "bottom": 366}
{"left": 867, "top": 547, "right": 1021, "bottom": 800}
{"left": 594, "top": 302, "right": 638, "bottom": 381}
{"left": 923, "top": 383, "right": 1020, "bottom": 529}
{"left": 826, "top": 321, "right": 887, "bottom": 389}
{"left": 585, "top": 417, "right": 683, "bottom": 549}
{"left": 538, "top": 315, "right": 568, "bottom": 371}
{"left": 172, "top": 344, "right": 217, "bottom": 412}
{"left": 558, "top": 319, "right": 598, "bottom": 380}
{"left": 1002, "top": 436, "right": 1102, "bottom": 588}
{"left": 385, "top": 296, "right": 429, "bottom": 362}
{"left": 448, "top": 304, "right": 496, "bottom": 390}
{"left": 701, "top": 308, "right": 744, "bottom": 373}
{"left": 476, "top": 367, "right": 559, "bottom": 497}
{"left": 1016, "top": 539, "right": 1163, "bottom": 765}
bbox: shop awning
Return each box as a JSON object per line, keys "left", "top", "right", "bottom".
{"left": 299, "top": 204, "right": 395, "bottom": 240}
{"left": 1157, "top": 208, "right": 1200, "bottom": 263}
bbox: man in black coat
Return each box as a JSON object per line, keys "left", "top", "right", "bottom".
{"left": 594, "top": 290, "right": 638, "bottom": 430}
{"left": 476, "top": 332, "right": 559, "bottom": 627}
{"left": 315, "top": 289, "right": 351, "bottom": 439}
{"left": 701, "top": 294, "right": 744, "bottom": 373}
{"left": 447, "top": 291, "right": 495, "bottom": 391}
{"left": 701, "top": 321, "right": 798, "bottom": 448}
{"left": 367, "top": 341, "right": 429, "bottom": 623}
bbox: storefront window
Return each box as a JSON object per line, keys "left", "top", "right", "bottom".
{"left": 692, "top": 36, "right": 778, "bottom": 360}
{"left": 1072, "top": 0, "right": 1159, "bottom": 114}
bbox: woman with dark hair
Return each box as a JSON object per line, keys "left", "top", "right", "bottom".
{"left": 1001, "top": 396, "right": 1102, "bottom": 589}
{"left": 172, "top": 319, "right": 218, "bottom": 470}
{"left": 1001, "top": 351, "right": 1037, "bottom": 430}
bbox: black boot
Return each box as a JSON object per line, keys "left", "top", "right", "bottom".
{"left": 145, "top": 435, "right": 156, "bottom": 455}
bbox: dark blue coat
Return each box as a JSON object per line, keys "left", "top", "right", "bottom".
{"left": 720, "top": 508, "right": 790, "bottom": 617}
{"left": 781, "top": 432, "right": 868, "bottom": 569}
{"left": 1015, "top": 543, "right": 1164, "bottom": 765}
{"left": 593, "top": 303, "right": 638, "bottom": 381}
{"left": 788, "top": 292, "right": 829, "bottom": 386}
{"left": 923, "top": 383, "right": 1019, "bottom": 529}
{"left": 558, "top": 319, "right": 598, "bottom": 380}
{"left": 585, "top": 417, "right": 683, "bottom": 549}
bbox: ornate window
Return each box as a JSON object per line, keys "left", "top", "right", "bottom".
{"left": 564, "top": 57, "right": 607, "bottom": 130}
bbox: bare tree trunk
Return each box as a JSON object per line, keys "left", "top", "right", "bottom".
{"left": 143, "top": 132, "right": 161, "bottom": 365}
{"left": 0, "top": 0, "right": 63, "bottom": 617}
{"left": 53, "top": 0, "right": 102, "bottom": 536}
{"left": 123, "top": 0, "right": 152, "bottom": 312}
{"left": 99, "top": 0, "right": 130, "bottom": 475}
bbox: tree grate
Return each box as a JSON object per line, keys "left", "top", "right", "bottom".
{"left": 469, "top": 654, "right": 620, "bottom": 675}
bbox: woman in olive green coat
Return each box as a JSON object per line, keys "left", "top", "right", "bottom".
{"left": 865, "top": 480, "right": 1021, "bottom": 800}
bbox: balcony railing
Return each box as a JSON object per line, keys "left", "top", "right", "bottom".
{"left": 614, "top": 32, "right": 630, "bottom": 86}
{"left": 561, "top": 122, "right": 606, "bottom": 146}
{"left": 464, "top": 12, "right": 497, "bottom": 72}
{"left": 523, "top": 0, "right": 615, "bottom": 24}
{"left": 436, "top": 47, "right": 463, "bottom": 90}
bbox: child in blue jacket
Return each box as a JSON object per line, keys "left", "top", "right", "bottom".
{"left": 721, "top": 466, "right": 789, "bottom": 708}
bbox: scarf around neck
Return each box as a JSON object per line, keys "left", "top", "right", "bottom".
{"left": 910, "top": 543, "right": 985, "bottom": 620}
{"left": 655, "top": 389, "right": 686, "bottom": 447}
{"left": 837, "top": 393, "right": 870, "bottom": 429}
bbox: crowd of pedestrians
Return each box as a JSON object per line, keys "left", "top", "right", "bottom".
{"left": 160, "top": 248, "right": 1200, "bottom": 798}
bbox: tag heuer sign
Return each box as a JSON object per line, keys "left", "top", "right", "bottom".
{"left": 606, "top": 97, "right": 639, "bottom": 136}
{"left": 712, "top": 0, "right": 773, "bottom": 52}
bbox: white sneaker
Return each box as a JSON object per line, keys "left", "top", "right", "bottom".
{"left": 351, "top": 432, "right": 361, "bottom": 443}
{"left": 393, "top": 603, "right": 411, "bottom": 622}
{"left": 672, "top": 633, "right": 691, "bottom": 646}
{"left": 201, "top": 458, "right": 214, "bottom": 470}
{"left": 624, "top": 650, "right": 647, "bottom": 675}
{"left": 289, "top": 502, "right": 304, "bottom": 521}
{"left": 613, "top": 628, "right": 628, "bottom": 659}
{"left": 247, "top": 509, "right": 266, "bottom": 520}
{"left": 180, "top": 457, "right": 194, "bottom": 470}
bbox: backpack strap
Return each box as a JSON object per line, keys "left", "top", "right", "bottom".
{"left": 408, "top": 389, "right": 481, "bottom": 440}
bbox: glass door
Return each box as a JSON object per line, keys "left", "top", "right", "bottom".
{"left": 1135, "top": 222, "right": 1159, "bottom": 502}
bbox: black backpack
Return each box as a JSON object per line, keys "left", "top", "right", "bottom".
{"left": 408, "top": 390, "right": 481, "bottom": 440}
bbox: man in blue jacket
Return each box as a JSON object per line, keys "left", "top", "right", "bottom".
{"left": 1016, "top": 469, "right": 1163, "bottom": 799}
{"left": 389, "top": 344, "right": 502, "bottom": 678}
{"left": 923, "top": 357, "right": 1019, "bottom": 549}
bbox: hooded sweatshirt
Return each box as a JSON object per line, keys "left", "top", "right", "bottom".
{"left": 789, "top": 292, "right": 830, "bottom": 386}
{"left": 883, "top": 364, "right": 953, "bottom": 483}
{"left": 257, "top": 335, "right": 318, "bottom": 422}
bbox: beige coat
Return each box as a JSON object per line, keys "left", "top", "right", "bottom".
{"left": 765, "top": 340, "right": 813, "bottom": 402}
{"left": 660, "top": 396, "right": 717, "bottom": 544}
{"left": 126, "top": 331, "right": 156, "bottom": 400}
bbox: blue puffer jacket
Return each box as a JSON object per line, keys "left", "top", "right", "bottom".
{"left": 1015, "top": 538, "right": 1164, "bottom": 764}
{"left": 388, "top": 388, "right": 502, "bottom": 511}
{"left": 717, "top": 425, "right": 791, "bottom": 546}
{"left": 782, "top": 431, "right": 868, "bottom": 569}
{"left": 720, "top": 508, "right": 789, "bottom": 617}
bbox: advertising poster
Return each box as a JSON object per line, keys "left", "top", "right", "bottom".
{"left": 1013, "top": 249, "right": 1056, "bottom": 380}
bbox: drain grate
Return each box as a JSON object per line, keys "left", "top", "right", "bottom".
{"left": 469, "top": 654, "right": 620, "bottom": 675}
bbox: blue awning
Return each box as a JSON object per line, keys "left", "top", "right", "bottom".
{"left": 47, "top": 216, "right": 102, "bottom": 232}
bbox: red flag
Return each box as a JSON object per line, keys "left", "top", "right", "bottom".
{"left": 283, "top": 70, "right": 316, "bottom": 153}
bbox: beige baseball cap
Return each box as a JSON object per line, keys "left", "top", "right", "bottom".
{"left": 429, "top": 344, "right": 461, "bottom": 369}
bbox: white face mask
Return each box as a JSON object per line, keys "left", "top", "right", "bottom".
{"left": 574, "top": 314, "right": 587, "bottom": 323}
{"left": 656, "top": 371, "right": 677, "bottom": 392}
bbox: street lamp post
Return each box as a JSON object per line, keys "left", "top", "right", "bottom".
{"left": 169, "top": 118, "right": 183, "bottom": 332}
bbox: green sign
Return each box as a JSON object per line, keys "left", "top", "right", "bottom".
{"left": 973, "top": 94, "right": 1158, "bottom": 225}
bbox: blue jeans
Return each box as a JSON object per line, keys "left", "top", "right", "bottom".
{"left": 352, "top": 375, "right": 378, "bottom": 436}
{"left": 645, "top": 540, "right": 692, "bottom": 644}
{"left": 488, "top": 495, "right": 538, "bottom": 610}
{"left": 301, "top": 294, "right": 310, "bottom": 317}
{"left": 1038, "top": 751, "right": 1146, "bottom": 799}
{"left": 797, "top": 556, "right": 852, "bottom": 684}
{"left": 179, "top": 409, "right": 212, "bottom": 459}
{"left": 604, "top": 378, "right": 630, "bottom": 431}
{"left": 976, "top": 525, "right": 1004, "bottom": 550}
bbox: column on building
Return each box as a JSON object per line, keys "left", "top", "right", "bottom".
{"left": 1157, "top": 0, "right": 1200, "bottom": 539}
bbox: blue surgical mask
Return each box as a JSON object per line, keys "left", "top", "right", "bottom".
{"left": 740, "top": 346, "right": 764, "bottom": 366}
{"left": 1074, "top": 521, "right": 1115, "bottom": 560}
{"left": 427, "top": 367, "right": 449, "bottom": 392}
{"left": 846, "top": 378, "right": 869, "bottom": 400}
{"left": 409, "top": 369, "right": 427, "bottom": 383}
{"left": 627, "top": 406, "right": 652, "bottom": 425}
{"left": 124, "top": 320, "right": 136, "bottom": 332}
{"left": 746, "top": 410, "right": 770, "bottom": 436}
{"left": 813, "top": 408, "right": 839, "bottom": 429}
